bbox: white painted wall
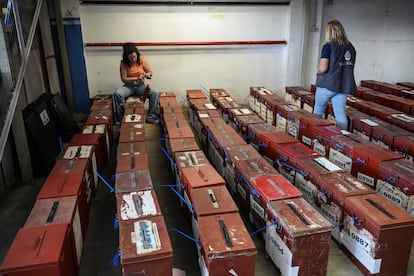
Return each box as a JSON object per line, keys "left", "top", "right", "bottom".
{"left": 80, "top": 4, "right": 292, "bottom": 102}
{"left": 79, "top": 0, "right": 414, "bottom": 104}
{"left": 305, "top": 0, "right": 414, "bottom": 87}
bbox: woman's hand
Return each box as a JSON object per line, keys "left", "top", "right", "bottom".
{"left": 138, "top": 73, "right": 145, "bottom": 81}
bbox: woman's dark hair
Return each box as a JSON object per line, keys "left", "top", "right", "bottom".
{"left": 122, "top": 42, "right": 141, "bottom": 67}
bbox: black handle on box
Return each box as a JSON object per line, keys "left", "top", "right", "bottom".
{"left": 46, "top": 201, "right": 59, "bottom": 223}
{"left": 219, "top": 219, "right": 233, "bottom": 247}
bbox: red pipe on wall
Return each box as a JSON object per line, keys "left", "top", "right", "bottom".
{"left": 84, "top": 40, "right": 287, "bottom": 47}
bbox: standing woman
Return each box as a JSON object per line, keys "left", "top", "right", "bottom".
{"left": 113, "top": 42, "right": 160, "bottom": 124}
{"left": 314, "top": 19, "right": 356, "bottom": 130}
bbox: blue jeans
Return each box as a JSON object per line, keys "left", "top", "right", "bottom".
{"left": 313, "top": 87, "right": 348, "bottom": 130}
{"left": 113, "top": 81, "right": 159, "bottom": 122}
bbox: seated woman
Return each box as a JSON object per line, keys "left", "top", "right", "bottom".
{"left": 113, "top": 42, "right": 159, "bottom": 124}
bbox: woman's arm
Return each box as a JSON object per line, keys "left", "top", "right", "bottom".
{"left": 317, "top": 58, "right": 329, "bottom": 74}
{"left": 317, "top": 43, "right": 330, "bottom": 74}
{"left": 142, "top": 57, "right": 153, "bottom": 78}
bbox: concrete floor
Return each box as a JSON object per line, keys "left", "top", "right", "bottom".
{"left": 1, "top": 121, "right": 414, "bottom": 275}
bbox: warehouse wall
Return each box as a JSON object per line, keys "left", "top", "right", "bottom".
{"left": 302, "top": 0, "right": 414, "bottom": 88}
{"left": 79, "top": 3, "right": 296, "bottom": 102}
{"left": 75, "top": 0, "right": 414, "bottom": 104}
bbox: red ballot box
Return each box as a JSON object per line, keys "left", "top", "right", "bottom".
{"left": 315, "top": 172, "right": 375, "bottom": 240}
{"left": 82, "top": 123, "right": 110, "bottom": 163}
{"left": 0, "top": 224, "right": 76, "bottom": 276}
{"left": 116, "top": 142, "right": 146, "bottom": 160}
{"left": 25, "top": 196, "right": 83, "bottom": 267}
{"left": 118, "top": 122, "right": 145, "bottom": 143}
{"left": 265, "top": 198, "right": 332, "bottom": 276}
{"left": 190, "top": 185, "right": 239, "bottom": 239}
{"left": 197, "top": 212, "right": 257, "bottom": 276}
{"left": 341, "top": 193, "right": 414, "bottom": 275}
{"left": 351, "top": 143, "right": 403, "bottom": 189}
{"left": 62, "top": 144, "right": 98, "bottom": 195}
{"left": 115, "top": 170, "right": 153, "bottom": 194}
{"left": 119, "top": 215, "right": 173, "bottom": 276}
{"left": 224, "top": 144, "right": 262, "bottom": 193}
{"left": 116, "top": 154, "right": 149, "bottom": 174}
{"left": 38, "top": 159, "right": 92, "bottom": 236}
{"left": 116, "top": 190, "right": 162, "bottom": 222}
{"left": 249, "top": 174, "right": 303, "bottom": 232}
{"left": 69, "top": 133, "right": 105, "bottom": 174}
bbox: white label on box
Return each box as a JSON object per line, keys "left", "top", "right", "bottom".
{"left": 183, "top": 190, "right": 192, "bottom": 212}
{"left": 276, "top": 160, "right": 296, "bottom": 184}
{"left": 39, "top": 109, "right": 50, "bottom": 125}
{"left": 318, "top": 196, "right": 343, "bottom": 240}
{"left": 303, "top": 103, "right": 313, "bottom": 113}
{"left": 198, "top": 251, "right": 209, "bottom": 276}
{"left": 267, "top": 111, "right": 274, "bottom": 125}
{"left": 301, "top": 135, "right": 312, "bottom": 146}
{"left": 120, "top": 191, "right": 157, "bottom": 220}
{"left": 357, "top": 172, "right": 375, "bottom": 187}
{"left": 295, "top": 174, "right": 317, "bottom": 202}
{"left": 390, "top": 113, "right": 414, "bottom": 123}
{"left": 204, "top": 103, "right": 217, "bottom": 109}
{"left": 199, "top": 113, "right": 210, "bottom": 118}
{"left": 265, "top": 222, "right": 299, "bottom": 276}
{"left": 191, "top": 215, "right": 200, "bottom": 240}
{"left": 225, "top": 167, "right": 237, "bottom": 192}
{"left": 259, "top": 88, "right": 273, "bottom": 95}
{"left": 64, "top": 145, "right": 92, "bottom": 159}
{"left": 326, "top": 114, "right": 336, "bottom": 123}
{"left": 79, "top": 145, "right": 93, "bottom": 158}
{"left": 372, "top": 139, "right": 390, "bottom": 150}
{"left": 260, "top": 104, "right": 267, "bottom": 120}
{"left": 318, "top": 202, "right": 341, "bottom": 224}
{"left": 249, "top": 96, "right": 255, "bottom": 110}
{"left": 313, "top": 141, "right": 326, "bottom": 156}
{"left": 82, "top": 125, "right": 93, "bottom": 134}
{"left": 133, "top": 220, "right": 161, "bottom": 254}
{"left": 73, "top": 206, "right": 83, "bottom": 265}
{"left": 105, "top": 132, "right": 110, "bottom": 159}
{"left": 313, "top": 157, "right": 342, "bottom": 172}
{"left": 360, "top": 119, "right": 379, "bottom": 127}
{"left": 255, "top": 100, "right": 261, "bottom": 113}
{"left": 125, "top": 114, "right": 142, "bottom": 123}
{"left": 84, "top": 171, "right": 92, "bottom": 203}
{"left": 376, "top": 179, "right": 408, "bottom": 209}
{"left": 340, "top": 230, "right": 381, "bottom": 274}
{"left": 285, "top": 93, "right": 292, "bottom": 102}
{"left": 292, "top": 98, "right": 301, "bottom": 108}
{"left": 237, "top": 183, "right": 247, "bottom": 200}
{"left": 408, "top": 197, "right": 414, "bottom": 217}
{"left": 92, "top": 152, "right": 98, "bottom": 189}
{"left": 276, "top": 115, "right": 287, "bottom": 132}
{"left": 240, "top": 108, "right": 252, "bottom": 115}
{"left": 287, "top": 121, "right": 299, "bottom": 139}
{"left": 352, "top": 129, "right": 371, "bottom": 141}
{"left": 329, "top": 149, "right": 352, "bottom": 173}
{"left": 63, "top": 146, "right": 79, "bottom": 159}
{"left": 93, "top": 124, "right": 106, "bottom": 134}
{"left": 250, "top": 195, "right": 265, "bottom": 219}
